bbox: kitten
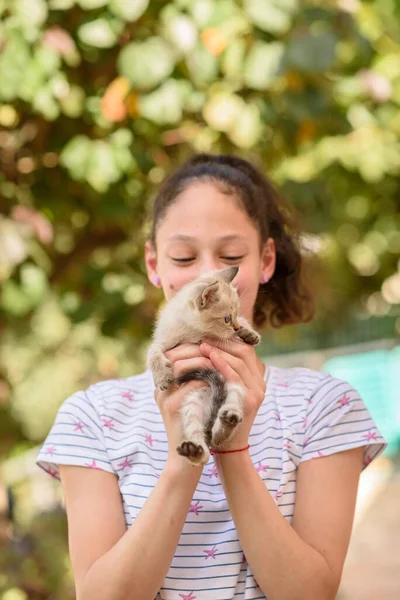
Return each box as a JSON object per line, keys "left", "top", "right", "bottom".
{"left": 147, "top": 266, "right": 261, "bottom": 466}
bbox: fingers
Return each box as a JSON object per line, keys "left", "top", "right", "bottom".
{"left": 201, "top": 337, "right": 260, "bottom": 380}
{"left": 173, "top": 357, "right": 214, "bottom": 379}
{"left": 165, "top": 343, "right": 202, "bottom": 365}
{"left": 200, "top": 343, "right": 253, "bottom": 388}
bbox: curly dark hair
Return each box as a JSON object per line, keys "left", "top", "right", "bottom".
{"left": 149, "top": 153, "right": 316, "bottom": 329}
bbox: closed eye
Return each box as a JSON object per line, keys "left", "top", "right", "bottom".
{"left": 171, "top": 258, "right": 193, "bottom": 262}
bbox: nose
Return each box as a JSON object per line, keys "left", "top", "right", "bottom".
{"left": 233, "top": 320, "right": 240, "bottom": 331}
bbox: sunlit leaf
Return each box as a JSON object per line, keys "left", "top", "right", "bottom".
{"left": 244, "top": 0, "right": 298, "bottom": 35}
{"left": 118, "top": 38, "right": 176, "bottom": 90}
{"left": 78, "top": 18, "right": 122, "bottom": 48}
{"left": 109, "top": 0, "right": 149, "bottom": 22}
{"left": 77, "top": 0, "right": 108, "bottom": 8}
{"left": 228, "top": 102, "right": 261, "bottom": 147}
{"left": 60, "top": 135, "right": 92, "bottom": 179}
{"left": 244, "top": 41, "right": 285, "bottom": 89}
{"left": 138, "top": 79, "right": 183, "bottom": 125}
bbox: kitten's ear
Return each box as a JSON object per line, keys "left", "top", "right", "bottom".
{"left": 219, "top": 266, "right": 239, "bottom": 284}
{"left": 195, "top": 282, "right": 220, "bottom": 310}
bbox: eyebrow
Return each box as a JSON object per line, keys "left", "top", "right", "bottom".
{"left": 166, "top": 234, "right": 247, "bottom": 242}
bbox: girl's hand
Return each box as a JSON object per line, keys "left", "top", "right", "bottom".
{"left": 154, "top": 380, "right": 207, "bottom": 470}
{"left": 155, "top": 343, "right": 213, "bottom": 469}
{"left": 164, "top": 343, "right": 214, "bottom": 381}
{"left": 199, "top": 337, "right": 267, "bottom": 450}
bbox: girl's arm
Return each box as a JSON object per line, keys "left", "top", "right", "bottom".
{"left": 215, "top": 446, "right": 364, "bottom": 600}
{"left": 60, "top": 458, "right": 202, "bottom": 600}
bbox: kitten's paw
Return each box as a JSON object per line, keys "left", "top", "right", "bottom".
{"left": 177, "top": 441, "right": 209, "bottom": 466}
{"left": 155, "top": 367, "right": 174, "bottom": 390}
{"left": 238, "top": 328, "right": 260, "bottom": 346}
{"left": 220, "top": 409, "right": 243, "bottom": 426}
{"left": 211, "top": 414, "right": 241, "bottom": 448}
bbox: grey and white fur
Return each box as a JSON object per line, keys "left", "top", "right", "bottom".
{"left": 147, "top": 266, "right": 261, "bottom": 466}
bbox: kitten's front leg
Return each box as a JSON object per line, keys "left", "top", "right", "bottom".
{"left": 235, "top": 316, "right": 261, "bottom": 346}
{"left": 147, "top": 343, "right": 174, "bottom": 390}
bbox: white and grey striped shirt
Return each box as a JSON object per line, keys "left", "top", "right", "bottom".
{"left": 37, "top": 364, "right": 387, "bottom": 600}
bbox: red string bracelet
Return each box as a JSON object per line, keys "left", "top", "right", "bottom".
{"left": 209, "top": 444, "right": 250, "bottom": 455}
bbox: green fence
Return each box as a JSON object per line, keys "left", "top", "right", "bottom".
{"left": 322, "top": 346, "right": 400, "bottom": 457}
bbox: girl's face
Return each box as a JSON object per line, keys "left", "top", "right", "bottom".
{"left": 145, "top": 182, "right": 276, "bottom": 325}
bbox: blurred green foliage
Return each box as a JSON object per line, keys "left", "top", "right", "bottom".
{"left": 1, "top": 1, "right": 400, "bottom": 596}
{"left": 1, "top": 0, "right": 400, "bottom": 443}
{"left": 0, "top": 0, "right": 399, "bottom": 439}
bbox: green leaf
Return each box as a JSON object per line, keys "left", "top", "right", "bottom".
{"left": 117, "top": 38, "right": 176, "bottom": 90}
{"left": 286, "top": 30, "right": 337, "bottom": 72}
{"left": 60, "top": 84, "right": 85, "bottom": 118}
{"left": 76, "top": 0, "right": 108, "bottom": 8}
{"left": 86, "top": 140, "right": 121, "bottom": 192}
{"left": 109, "top": 0, "right": 149, "bottom": 22}
{"left": 138, "top": 79, "right": 183, "bottom": 125}
{"left": 244, "top": 41, "right": 285, "bottom": 90}
{"left": 244, "top": 0, "right": 298, "bottom": 35}
{"left": 60, "top": 135, "right": 92, "bottom": 180}
{"left": 78, "top": 18, "right": 121, "bottom": 48}
{"left": 221, "top": 38, "right": 246, "bottom": 80}
{"left": 186, "top": 43, "right": 219, "bottom": 87}
{"left": 228, "top": 102, "right": 261, "bottom": 147}
{"left": 33, "top": 87, "right": 60, "bottom": 120}
{"left": 49, "top": 0, "right": 75, "bottom": 8}
{"left": 203, "top": 91, "right": 244, "bottom": 132}
{"left": 13, "top": 0, "right": 48, "bottom": 31}
{"left": 0, "top": 32, "right": 31, "bottom": 101}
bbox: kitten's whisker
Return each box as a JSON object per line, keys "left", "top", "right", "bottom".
{"left": 238, "top": 287, "right": 248, "bottom": 301}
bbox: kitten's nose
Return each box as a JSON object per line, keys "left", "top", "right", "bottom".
{"left": 233, "top": 320, "right": 240, "bottom": 331}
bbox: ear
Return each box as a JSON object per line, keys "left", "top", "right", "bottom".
{"left": 218, "top": 266, "right": 239, "bottom": 284}
{"left": 195, "top": 282, "right": 220, "bottom": 310}
{"left": 144, "top": 240, "right": 158, "bottom": 284}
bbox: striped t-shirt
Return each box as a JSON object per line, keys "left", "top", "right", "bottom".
{"left": 36, "top": 364, "right": 387, "bottom": 600}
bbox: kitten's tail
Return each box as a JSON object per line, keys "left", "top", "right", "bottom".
{"left": 175, "top": 368, "right": 225, "bottom": 404}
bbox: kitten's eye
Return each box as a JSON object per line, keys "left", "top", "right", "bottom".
{"left": 224, "top": 315, "right": 231, "bottom": 323}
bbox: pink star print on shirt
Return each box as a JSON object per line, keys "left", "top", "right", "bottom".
{"left": 45, "top": 446, "right": 57, "bottom": 456}
{"left": 179, "top": 593, "right": 197, "bottom": 600}
{"left": 204, "top": 545, "right": 218, "bottom": 559}
{"left": 144, "top": 433, "right": 155, "bottom": 446}
{"left": 122, "top": 390, "right": 134, "bottom": 401}
{"left": 84, "top": 460, "right": 101, "bottom": 469}
{"left": 118, "top": 457, "right": 133, "bottom": 470}
{"left": 362, "top": 430, "right": 377, "bottom": 442}
{"left": 338, "top": 394, "right": 351, "bottom": 408}
{"left": 189, "top": 501, "right": 203, "bottom": 515}
{"left": 102, "top": 418, "right": 115, "bottom": 430}
{"left": 74, "top": 422, "right": 85, "bottom": 432}
{"left": 256, "top": 462, "right": 268, "bottom": 473}
{"left": 207, "top": 465, "right": 218, "bottom": 478}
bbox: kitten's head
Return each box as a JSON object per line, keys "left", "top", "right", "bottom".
{"left": 189, "top": 266, "right": 241, "bottom": 339}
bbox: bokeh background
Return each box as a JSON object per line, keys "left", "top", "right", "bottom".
{"left": 0, "top": 0, "right": 399, "bottom": 598}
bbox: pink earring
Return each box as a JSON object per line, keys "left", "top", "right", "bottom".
{"left": 261, "top": 274, "right": 269, "bottom": 284}
{"left": 152, "top": 275, "right": 161, "bottom": 287}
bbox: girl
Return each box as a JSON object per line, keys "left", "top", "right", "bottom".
{"left": 37, "top": 154, "right": 386, "bottom": 600}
